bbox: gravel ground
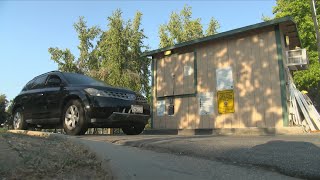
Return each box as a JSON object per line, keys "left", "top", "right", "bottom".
{"left": 0, "top": 133, "right": 113, "bottom": 180}
{"left": 79, "top": 134, "right": 320, "bottom": 179}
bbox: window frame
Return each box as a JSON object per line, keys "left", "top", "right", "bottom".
{"left": 45, "top": 74, "right": 62, "bottom": 88}
{"left": 30, "top": 75, "right": 48, "bottom": 90}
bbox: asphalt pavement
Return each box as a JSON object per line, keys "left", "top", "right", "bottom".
{"left": 74, "top": 137, "right": 298, "bottom": 180}
{"left": 76, "top": 134, "right": 320, "bottom": 180}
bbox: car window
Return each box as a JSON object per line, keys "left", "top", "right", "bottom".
{"left": 63, "top": 73, "right": 107, "bottom": 86}
{"left": 22, "top": 79, "right": 35, "bottom": 91}
{"left": 46, "top": 75, "right": 62, "bottom": 87}
{"left": 31, "top": 75, "right": 47, "bottom": 89}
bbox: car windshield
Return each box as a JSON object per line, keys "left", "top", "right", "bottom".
{"left": 63, "top": 73, "right": 107, "bottom": 86}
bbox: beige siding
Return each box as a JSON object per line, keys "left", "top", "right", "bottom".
{"left": 156, "top": 58, "right": 165, "bottom": 97}
{"left": 156, "top": 53, "right": 195, "bottom": 97}
{"left": 227, "top": 38, "right": 239, "bottom": 128}
{"left": 197, "top": 46, "right": 210, "bottom": 128}
{"left": 153, "top": 28, "right": 284, "bottom": 129}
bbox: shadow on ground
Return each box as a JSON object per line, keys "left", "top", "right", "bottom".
{"left": 218, "top": 141, "right": 320, "bottom": 180}
{"left": 91, "top": 135, "right": 320, "bottom": 180}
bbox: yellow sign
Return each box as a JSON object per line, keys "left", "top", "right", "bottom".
{"left": 217, "top": 90, "right": 235, "bottom": 114}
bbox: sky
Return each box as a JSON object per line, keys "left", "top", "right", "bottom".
{"left": 0, "top": 0, "right": 276, "bottom": 100}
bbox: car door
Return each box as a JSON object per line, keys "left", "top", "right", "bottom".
{"left": 44, "top": 74, "right": 65, "bottom": 120}
{"left": 19, "top": 79, "right": 35, "bottom": 120}
{"left": 30, "top": 75, "right": 49, "bottom": 120}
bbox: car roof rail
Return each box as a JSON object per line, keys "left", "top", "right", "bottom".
{"left": 49, "top": 70, "right": 61, "bottom": 73}
{"left": 31, "top": 70, "right": 61, "bottom": 80}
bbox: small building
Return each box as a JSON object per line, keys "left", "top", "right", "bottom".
{"left": 144, "top": 16, "right": 308, "bottom": 132}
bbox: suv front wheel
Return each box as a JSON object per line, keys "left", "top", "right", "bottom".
{"left": 63, "top": 100, "right": 88, "bottom": 135}
{"left": 13, "top": 108, "right": 27, "bottom": 130}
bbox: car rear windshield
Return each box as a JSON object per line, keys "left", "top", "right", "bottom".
{"left": 63, "top": 73, "right": 107, "bottom": 86}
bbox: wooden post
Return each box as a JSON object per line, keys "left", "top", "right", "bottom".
{"left": 310, "top": 0, "right": 320, "bottom": 62}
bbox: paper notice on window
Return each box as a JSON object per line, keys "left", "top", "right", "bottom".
{"left": 157, "top": 100, "right": 165, "bottom": 116}
{"left": 198, "top": 92, "right": 214, "bottom": 115}
{"left": 216, "top": 67, "right": 234, "bottom": 90}
{"left": 184, "top": 66, "right": 193, "bottom": 76}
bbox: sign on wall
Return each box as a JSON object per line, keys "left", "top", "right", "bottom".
{"left": 198, "top": 92, "right": 214, "bottom": 115}
{"left": 217, "top": 90, "right": 235, "bottom": 114}
{"left": 157, "top": 100, "right": 166, "bottom": 116}
{"left": 216, "top": 66, "right": 234, "bottom": 90}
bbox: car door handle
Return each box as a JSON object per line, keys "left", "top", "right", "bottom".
{"left": 36, "top": 93, "right": 44, "bottom": 96}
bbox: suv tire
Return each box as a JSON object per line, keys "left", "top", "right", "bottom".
{"left": 122, "top": 124, "right": 145, "bottom": 135}
{"left": 62, "top": 100, "right": 88, "bottom": 135}
{"left": 13, "top": 108, "right": 27, "bottom": 130}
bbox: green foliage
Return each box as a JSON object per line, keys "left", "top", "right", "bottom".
{"left": 74, "top": 16, "right": 101, "bottom": 74}
{"left": 48, "top": 11, "right": 150, "bottom": 97}
{"left": 6, "top": 100, "right": 13, "bottom": 116}
{"left": 48, "top": 48, "right": 80, "bottom": 73}
{"left": 272, "top": 0, "right": 320, "bottom": 107}
{"left": 159, "top": 5, "right": 220, "bottom": 48}
{"left": 49, "top": 16, "right": 101, "bottom": 74}
{"left": 273, "top": 0, "right": 319, "bottom": 51}
{"left": 206, "top": 17, "right": 220, "bottom": 36}
{"left": 97, "top": 10, "right": 132, "bottom": 87}
{"left": 261, "top": 14, "right": 273, "bottom": 22}
{"left": 0, "top": 94, "right": 8, "bottom": 124}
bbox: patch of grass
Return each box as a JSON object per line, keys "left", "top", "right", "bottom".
{"left": 0, "top": 128, "right": 7, "bottom": 133}
{"left": 1, "top": 134, "right": 112, "bottom": 179}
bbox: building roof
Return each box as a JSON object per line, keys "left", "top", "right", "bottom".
{"left": 143, "top": 16, "right": 300, "bottom": 57}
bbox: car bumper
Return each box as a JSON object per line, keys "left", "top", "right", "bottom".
{"left": 90, "top": 112, "right": 149, "bottom": 127}
{"left": 84, "top": 96, "right": 150, "bottom": 127}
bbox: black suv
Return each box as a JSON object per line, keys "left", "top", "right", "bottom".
{"left": 11, "top": 71, "right": 150, "bottom": 135}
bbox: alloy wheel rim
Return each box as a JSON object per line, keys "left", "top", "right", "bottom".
{"left": 65, "top": 105, "right": 80, "bottom": 130}
{"left": 13, "top": 112, "right": 21, "bottom": 130}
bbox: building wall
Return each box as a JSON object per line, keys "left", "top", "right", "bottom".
{"left": 152, "top": 27, "right": 284, "bottom": 129}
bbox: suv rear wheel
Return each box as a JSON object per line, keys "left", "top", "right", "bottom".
{"left": 63, "top": 100, "right": 88, "bottom": 135}
{"left": 13, "top": 108, "right": 27, "bottom": 130}
{"left": 122, "top": 124, "right": 145, "bottom": 135}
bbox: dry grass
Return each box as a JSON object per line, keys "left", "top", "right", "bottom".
{"left": 0, "top": 133, "right": 112, "bottom": 180}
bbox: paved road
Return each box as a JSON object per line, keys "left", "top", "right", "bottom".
{"left": 71, "top": 136, "right": 301, "bottom": 180}
{"left": 76, "top": 134, "right": 320, "bottom": 179}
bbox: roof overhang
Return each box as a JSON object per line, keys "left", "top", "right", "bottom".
{"left": 143, "top": 16, "right": 301, "bottom": 57}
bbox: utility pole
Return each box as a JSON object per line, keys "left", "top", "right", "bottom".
{"left": 310, "top": 0, "right": 320, "bottom": 62}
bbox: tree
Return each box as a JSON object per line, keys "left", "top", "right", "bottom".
{"left": 74, "top": 17, "right": 101, "bottom": 74}
{"left": 49, "top": 11, "right": 150, "bottom": 97}
{"left": 97, "top": 9, "right": 131, "bottom": 87}
{"left": 6, "top": 100, "right": 13, "bottom": 115}
{"left": 206, "top": 17, "right": 220, "bottom": 36}
{"left": 48, "top": 48, "right": 80, "bottom": 73}
{"left": 0, "top": 94, "right": 8, "bottom": 124}
{"left": 96, "top": 10, "right": 150, "bottom": 95}
{"left": 272, "top": 0, "right": 320, "bottom": 109}
{"left": 49, "top": 17, "right": 101, "bottom": 74}
{"left": 159, "top": 5, "right": 220, "bottom": 48}
{"left": 129, "top": 12, "right": 151, "bottom": 97}
{"left": 261, "top": 14, "right": 273, "bottom": 22}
